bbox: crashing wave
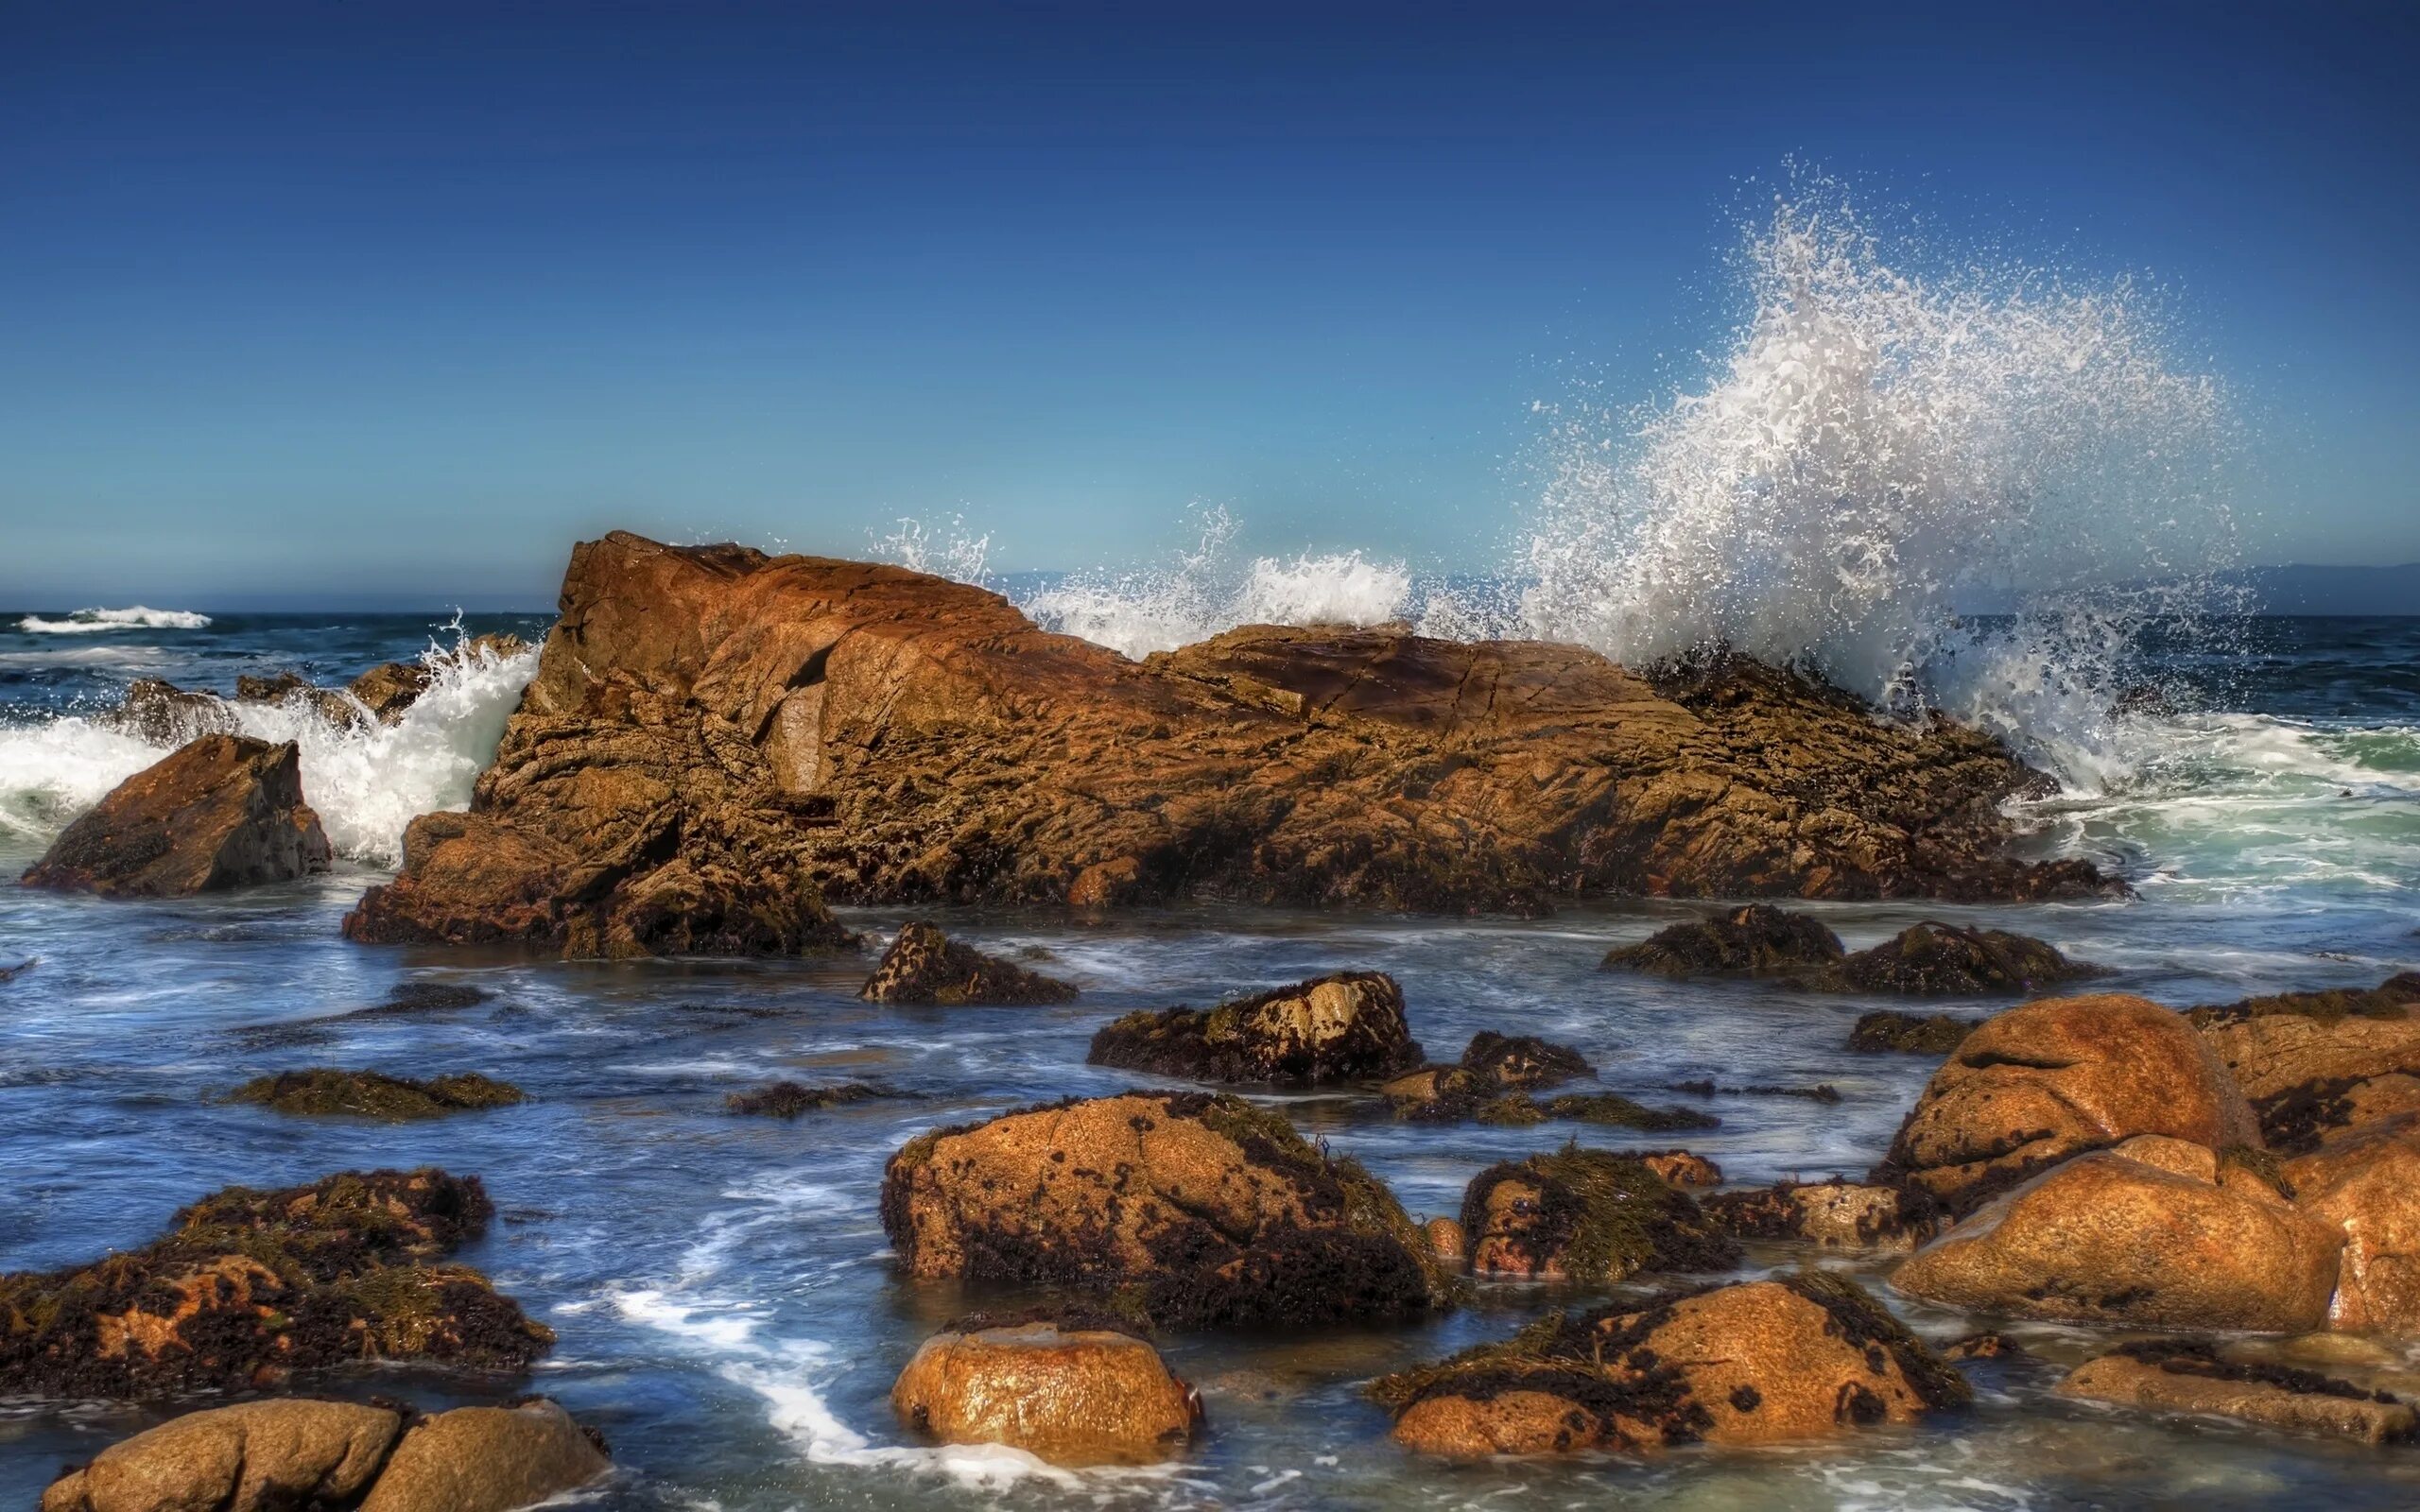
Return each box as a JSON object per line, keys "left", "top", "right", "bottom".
{"left": 18, "top": 606, "right": 214, "bottom": 634}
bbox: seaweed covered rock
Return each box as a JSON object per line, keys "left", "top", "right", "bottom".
{"left": 1703, "top": 1181, "right": 1924, "bottom": 1251}
{"left": 1601, "top": 904, "right": 1843, "bottom": 977}
{"left": 1460, "top": 1147, "right": 1738, "bottom": 1283}
{"left": 890, "top": 1314, "right": 1203, "bottom": 1467}
{"left": 1872, "top": 993, "right": 2260, "bottom": 1216}
{"left": 39, "top": 1399, "right": 403, "bottom": 1512}
{"left": 0, "top": 1169, "right": 552, "bottom": 1397}
{"left": 354, "top": 1399, "right": 610, "bottom": 1512}
{"left": 22, "top": 736, "right": 331, "bottom": 898}
{"left": 2194, "top": 974, "right": 2420, "bottom": 1153}
{"left": 878, "top": 1091, "right": 1452, "bottom": 1330}
{"left": 1375, "top": 1273, "right": 1969, "bottom": 1455}
{"left": 2282, "top": 1118, "right": 2420, "bottom": 1333}
{"left": 2055, "top": 1342, "right": 2414, "bottom": 1445}
{"left": 1891, "top": 1142, "right": 2342, "bottom": 1332}
{"left": 725, "top": 1080, "right": 886, "bottom": 1117}
{"left": 1087, "top": 971, "right": 1417, "bottom": 1084}
{"left": 1470, "top": 1091, "right": 1719, "bottom": 1132}
{"left": 1637, "top": 1150, "right": 1722, "bottom": 1188}
{"left": 1459, "top": 1031, "right": 1592, "bottom": 1090}
{"left": 1808, "top": 921, "right": 2100, "bottom": 996}
{"left": 860, "top": 920, "right": 1079, "bottom": 1005}
{"left": 229, "top": 1070, "right": 525, "bottom": 1121}
{"left": 1848, "top": 1010, "right": 1980, "bottom": 1055}
{"left": 1379, "top": 1032, "right": 1593, "bottom": 1120}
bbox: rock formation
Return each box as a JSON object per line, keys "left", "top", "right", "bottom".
{"left": 2194, "top": 973, "right": 2420, "bottom": 1151}
{"left": 2054, "top": 1342, "right": 2414, "bottom": 1445}
{"left": 859, "top": 920, "right": 1077, "bottom": 1005}
{"left": 1806, "top": 921, "right": 2100, "bottom": 995}
{"left": 228, "top": 1069, "right": 526, "bottom": 1120}
{"left": 1460, "top": 1148, "right": 1737, "bottom": 1283}
{"left": 1847, "top": 1009, "right": 1980, "bottom": 1055}
{"left": 1601, "top": 903, "right": 1844, "bottom": 976}
{"left": 1087, "top": 971, "right": 1420, "bottom": 1084}
{"left": 891, "top": 1314, "right": 1202, "bottom": 1467}
{"left": 1703, "top": 1181, "right": 1925, "bottom": 1251}
{"left": 2281, "top": 1116, "right": 2420, "bottom": 1333}
{"left": 724, "top": 1080, "right": 888, "bottom": 1117}
{"left": 22, "top": 735, "right": 331, "bottom": 897}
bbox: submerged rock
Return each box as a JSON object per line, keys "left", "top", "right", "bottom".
{"left": 1375, "top": 1273, "right": 1969, "bottom": 1455}
{"left": 2055, "top": 1342, "right": 2414, "bottom": 1446}
{"left": 0, "top": 1168, "right": 552, "bottom": 1398}
{"left": 879, "top": 1091, "right": 1452, "bottom": 1330}
{"left": 1600, "top": 904, "right": 1843, "bottom": 977}
{"left": 1702, "top": 1180, "right": 1925, "bottom": 1251}
{"left": 1471, "top": 1091, "right": 1720, "bottom": 1131}
{"left": 2193, "top": 973, "right": 2420, "bottom": 1152}
{"left": 1847, "top": 1009, "right": 1980, "bottom": 1055}
{"left": 349, "top": 534, "right": 2108, "bottom": 952}
{"left": 1379, "top": 1031, "right": 1595, "bottom": 1120}
{"left": 22, "top": 735, "right": 331, "bottom": 897}
{"left": 1459, "top": 1031, "right": 1592, "bottom": 1090}
{"left": 860, "top": 920, "right": 1079, "bottom": 1005}
{"left": 1086, "top": 971, "right": 1416, "bottom": 1084}
{"left": 1460, "top": 1147, "right": 1738, "bottom": 1283}
{"left": 1872, "top": 993, "right": 2260, "bottom": 1217}
{"left": 724, "top": 1079, "right": 888, "bottom": 1117}
{"left": 38, "top": 1399, "right": 403, "bottom": 1512}
{"left": 1806, "top": 921, "right": 2100, "bottom": 996}
{"left": 354, "top": 1399, "right": 610, "bottom": 1512}
{"left": 891, "top": 1314, "right": 1203, "bottom": 1467}
{"left": 229, "top": 1069, "right": 526, "bottom": 1120}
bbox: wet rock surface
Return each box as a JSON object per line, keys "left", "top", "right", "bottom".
{"left": 1600, "top": 903, "right": 1844, "bottom": 976}
{"left": 228, "top": 1069, "right": 526, "bottom": 1120}
{"left": 1703, "top": 1180, "right": 1926, "bottom": 1251}
{"left": 859, "top": 920, "right": 1078, "bottom": 1005}
{"left": 1806, "top": 921, "right": 2100, "bottom": 995}
{"left": 890, "top": 1315, "right": 1203, "bottom": 1467}
{"left": 2194, "top": 973, "right": 2420, "bottom": 1152}
{"left": 1087, "top": 971, "right": 1418, "bottom": 1084}
{"left": 724, "top": 1080, "right": 889, "bottom": 1117}
{"left": 22, "top": 736, "right": 331, "bottom": 897}
{"left": 2281, "top": 1116, "right": 2420, "bottom": 1333}
{"left": 354, "top": 1399, "right": 610, "bottom": 1512}
{"left": 2055, "top": 1342, "right": 2414, "bottom": 1445}
{"left": 1460, "top": 1147, "right": 1738, "bottom": 1283}
{"left": 1848, "top": 1009, "right": 1981, "bottom": 1054}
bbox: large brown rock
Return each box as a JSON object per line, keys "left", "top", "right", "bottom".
{"left": 346, "top": 534, "right": 2107, "bottom": 951}
{"left": 878, "top": 1091, "right": 1450, "bottom": 1330}
{"left": 1890, "top": 1141, "right": 2342, "bottom": 1332}
{"left": 2055, "top": 1344, "right": 2415, "bottom": 1445}
{"left": 355, "top": 1399, "right": 609, "bottom": 1512}
{"left": 2283, "top": 1117, "right": 2420, "bottom": 1333}
{"left": 890, "top": 1317, "right": 1202, "bottom": 1467}
{"left": 1086, "top": 971, "right": 1420, "bottom": 1084}
{"left": 2195, "top": 974, "right": 2420, "bottom": 1152}
{"left": 23, "top": 736, "right": 331, "bottom": 897}
{"left": 40, "top": 1399, "right": 402, "bottom": 1512}
{"left": 1460, "top": 1148, "right": 1737, "bottom": 1283}
{"left": 1873, "top": 993, "right": 2261, "bottom": 1216}
{"left": 1703, "top": 1180, "right": 1926, "bottom": 1251}
{"left": 860, "top": 920, "right": 1077, "bottom": 1005}
{"left": 1378, "top": 1273, "right": 1968, "bottom": 1455}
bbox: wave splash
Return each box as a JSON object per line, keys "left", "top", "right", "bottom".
{"left": 17, "top": 606, "right": 214, "bottom": 634}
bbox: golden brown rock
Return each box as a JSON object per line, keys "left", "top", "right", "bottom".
{"left": 2284, "top": 1117, "right": 2420, "bottom": 1333}
{"left": 23, "top": 736, "right": 331, "bottom": 897}
{"left": 860, "top": 920, "right": 1077, "bottom": 1005}
{"left": 2056, "top": 1346, "right": 2415, "bottom": 1445}
{"left": 355, "top": 1400, "right": 609, "bottom": 1512}
{"left": 1637, "top": 1149, "right": 1722, "bottom": 1188}
{"left": 890, "top": 1321, "right": 1202, "bottom": 1467}
{"left": 1087, "top": 971, "right": 1420, "bottom": 1084}
{"left": 2196, "top": 977, "right": 2420, "bottom": 1152}
{"left": 39, "top": 1400, "right": 401, "bottom": 1512}
{"left": 1703, "top": 1180, "right": 1923, "bottom": 1250}
{"left": 1461, "top": 1148, "right": 1737, "bottom": 1283}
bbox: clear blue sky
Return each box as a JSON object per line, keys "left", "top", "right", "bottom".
{"left": 3, "top": 1, "right": 2413, "bottom": 608}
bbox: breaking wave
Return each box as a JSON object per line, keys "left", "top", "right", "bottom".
{"left": 17, "top": 606, "right": 213, "bottom": 634}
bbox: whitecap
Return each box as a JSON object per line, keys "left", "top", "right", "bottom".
{"left": 17, "top": 606, "right": 212, "bottom": 634}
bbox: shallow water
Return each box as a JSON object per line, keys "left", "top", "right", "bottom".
{"left": 2, "top": 612, "right": 2417, "bottom": 1509}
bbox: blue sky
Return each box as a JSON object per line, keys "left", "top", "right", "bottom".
{"left": 2, "top": 1, "right": 2414, "bottom": 608}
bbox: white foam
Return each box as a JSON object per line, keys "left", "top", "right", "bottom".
{"left": 0, "top": 718, "right": 165, "bottom": 840}
{"left": 17, "top": 606, "right": 212, "bottom": 633}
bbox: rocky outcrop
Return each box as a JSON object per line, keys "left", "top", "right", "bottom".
{"left": 2194, "top": 973, "right": 2420, "bottom": 1152}
{"left": 1460, "top": 1148, "right": 1737, "bottom": 1283}
{"left": 1090, "top": 972, "right": 1420, "bottom": 1085}
{"left": 1600, "top": 904, "right": 1843, "bottom": 976}
{"left": 346, "top": 534, "right": 2108, "bottom": 951}
{"left": 725, "top": 1080, "right": 887, "bottom": 1117}
{"left": 1807, "top": 921, "right": 2100, "bottom": 996}
{"left": 860, "top": 921, "right": 1078, "bottom": 1005}
{"left": 878, "top": 1091, "right": 1452, "bottom": 1330}
{"left": 1872, "top": 994, "right": 2260, "bottom": 1217}
{"left": 0, "top": 1169, "right": 551, "bottom": 1397}
{"left": 1891, "top": 1140, "right": 2342, "bottom": 1332}
{"left": 2282, "top": 1118, "right": 2420, "bottom": 1332}
{"left": 1459, "top": 1031, "right": 1593, "bottom": 1090}
{"left": 1703, "top": 1181, "right": 1926, "bottom": 1251}
{"left": 104, "top": 679, "right": 236, "bottom": 745}
{"left": 1375, "top": 1273, "right": 1969, "bottom": 1455}
{"left": 23, "top": 735, "right": 331, "bottom": 897}
{"left": 1848, "top": 1009, "right": 1980, "bottom": 1054}
{"left": 2055, "top": 1343, "right": 2414, "bottom": 1445}
{"left": 229, "top": 1069, "right": 525, "bottom": 1120}
{"left": 355, "top": 1400, "right": 609, "bottom": 1512}
{"left": 1379, "top": 1032, "right": 1593, "bottom": 1120}
{"left": 891, "top": 1314, "right": 1202, "bottom": 1467}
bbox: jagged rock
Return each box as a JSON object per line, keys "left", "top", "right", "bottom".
{"left": 1872, "top": 993, "right": 2260, "bottom": 1217}
{"left": 103, "top": 679, "right": 236, "bottom": 746}
{"left": 1891, "top": 1141, "right": 2342, "bottom": 1332}
{"left": 1375, "top": 1273, "right": 1969, "bottom": 1454}
{"left": 2282, "top": 1117, "right": 2420, "bottom": 1333}
{"left": 1458, "top": 1031, "right": 1591, "bottom": 1089}
{"left": 0, "top": 1169, "right": 551, "bottom": 1397}
{"left": 39, "top": 1399, "right": 402, "bottom": 1512}
{"left": 1088, "top": 971, "right": 1417, "bottom": 1084}
{"left": 346, "top": 636, "right": 527, "bottom": 725}
{"left": 229, "top": 1069, "right": 525, "bottom": 1120}
{"left": 2194, "top": 974, "right": 2420, "bottom": 1152}
{"left": 1848, "top": 1009, "right": 1980, "bottom": 1054}
{"left": 355, "top": 1399, "right": 610, "bottom": 1512}
{"left": 347, "top": 535, "right": 2109, "bottom": 952}
{"left": 1703, "top": 1181, "right": 1925, "bottom": 1251}
{"left": 22, "top": 736, "right": 331, "bottom": 897}
{"left": 1600, "top": 904, "right": 1844, "bottom": 976}
{"left": 2055, "top": 1343, "right": 2414, "bottom": 1445}
{"left": 1806, "top": 921, "right": 2100, "bottom": 995}
{"left": 878, "top": 1091, "right": 1451, "bottom": 1330}
{"left": 724, "top": 1080, "right": 886, "bottom": 1117}
{"left": 1461, "top": 1148, "right": 1737, "bottom": 1283}
{"left": 860, "top": 921, "right": 1078, "bottom": 1005}
{"left": 891, "top": 1314, "right": 1202, "bottom": 1467}
{"left": 1637, "top": 1150, "right": 1722, "bottom": 1188}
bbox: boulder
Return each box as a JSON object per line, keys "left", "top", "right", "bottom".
{"left": 1459, "top": 1031, "right": 1592, "bottom": 1090}
{"left": 890, "top": 1315, "right": 1202, "bottom": 1467}
{"left": 724, "top": 1080, "right": 887, "bottom": 1117}
{"left": 228, "top": 1070, "right": 525, "bottom": 1120}
{"left": 1807, "top": 921, "right": 2100, "bottom": 995}
{"left": 2055, "top": 1343, "right": 2414, "bottom": 1445}
{"left": 1703, "top": 1181, "right": 1925, "bottom": 1251}
{"left": 1891, "top": 1142, "right": 2342, "bottom": 1332}
{"left": 39, "top": 1399, "right": 402, "bottom": 1512}
{"left": 1600, "top": 903, "right": 1843, "bottom": 976}
{"left": 2283, "top": 1117, "right": 2420, "bottom": 1333}
{"left": 878, "top": 1091, "right": 1451, "bottom": 1330}
{"left": 2194, "top": 974, "right": 2420, "bottom": 1152}
{"left": 1461, "top": 1148, "right": 1737, "bottom": 1283}
{"left": 347, "top": 534, "right": 2109, "bottom": 952}
{"left": 347, "top": 661, "right": 435, "bottom": 722}
{"left": 1376, "top": 1272, "right": 1969, "bottom": 1454}
{"left": 22, "top": 736, "right": 332, "bottom": 897}
{"left": 103, "top": 679, "right": 235, "bottom": 746}
{"left": 1872, "top": 993, "right": 2261, "bottom": 1216}
{"left": 0, "top": 1169, "right": 552, "bottom": 1397}
{"left": 1089, "top": 972, "right": 1419, "bottom": 1084}
{"left": 1847, "top": 1009, "right": 1980, "bottom": 1055}
{"left": 355, "top": 1399, "right": 610, "bottom": 1512}
{"left": 860, "top": 921, "right": 1078, "bottom": 1005}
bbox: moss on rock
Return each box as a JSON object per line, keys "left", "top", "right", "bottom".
{"left": 229, "top": 1069, "right": 525, "bottom": 1120}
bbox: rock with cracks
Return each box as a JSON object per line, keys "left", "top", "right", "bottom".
{"left": 860, "top": 920, "right": 1078, "bottom": 1005}
{"left": 1087, "top": 971, "right": 1420, "bottom": 1085}
{"left": 23, "top": 735, "right": 331, "bottom": 897}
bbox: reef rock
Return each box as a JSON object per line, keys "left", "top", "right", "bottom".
{"left": 1458, "top": 1031, "right": 1592, "bottom": 1089}
{"left": 103, "top": 679, "right": 236, "bottom": 746}
{"left": 1377, "top": 1273, "right": 1969, "bottom": 1455}
{"left": 1703, "top": 1180, "right": 1925, "bottom": 1251}
{"left": 860, "top": 920, "right": 1078, "bottom": 1005}
{"left": 354, "top": 1400, "right": 610, "bottom": 1512}
{"left": 1873, "top": 993, "right": 2260, "bottom": 1216}
{"left": 891, "top": 1314, "right": 1203, "bottom": 1467}
{"left": 1809, "top": 921, "right": 2100, "bottom": 995}
{"left": 724, "top": 1080, "right": 887, "bottom": 1117}
{"left": 0, "top": 1169, "right": 552, "bottom": 1397}
{"left": 2282, "top": 1117, "right": 2420, "bottom": 1333}
{"left": 2055, "top": 1343, "right": 2414, "bottom": 1445}
{"left": 2194, "top": 973, "right": 2420, "bottom": 1152}
{"left": 1088, "top": 971, "right": 1419, "bottom": 1084}
{"left": 1600, "top": 903, "right": 1843, "bottom": 976}
{"left": 39, "top": 1399, "right": 403, "bottom": 1512}
{"left": 879, "top": 1091, "right": 1451, "bottom": 1330}
{"left": 1461, "top": 1148, "right": 1737, "bottom": 1283}
{"left": 229, "top": 1069, "right": 525, "bottom": 1120}
{"left": 23, "top": 735, "right": 331, "bottom": 898}
{"left": 1847, "top": 1009, "right": 1980, "bottom": 1055}
{"left": 346, "top": 534, "right": 2108, "bottom": 952}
